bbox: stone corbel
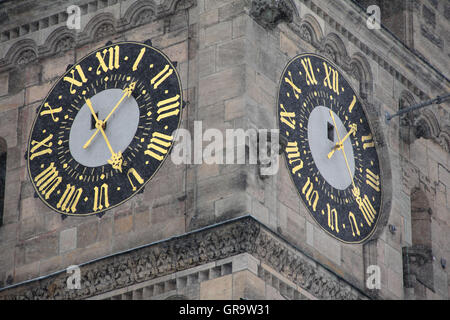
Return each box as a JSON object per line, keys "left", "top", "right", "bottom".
{"left": 249, "top": 0, "right": 294, "bottom": 30}
{"left": 402, "top": 245, "right": 434, "bottom": 290}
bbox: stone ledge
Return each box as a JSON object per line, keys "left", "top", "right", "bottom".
{"left": 0, "top": 215, "right": 370, "bottom": 300}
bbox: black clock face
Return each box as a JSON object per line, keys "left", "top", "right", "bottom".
{"left": 277, "top": 53, "right": 382, "bottom": 243}
{"left": 27, "top": 41, "right": 182, "bottom": 216}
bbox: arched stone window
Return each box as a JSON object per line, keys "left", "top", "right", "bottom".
{"left": 0, "top": 138, "right": 6, "bottom": 226}
{"left": 403, "top": 187, "right": 434, "bottom": 299}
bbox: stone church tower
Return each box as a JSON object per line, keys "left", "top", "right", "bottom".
{"left": 0, "top": 0, "right": 449, "bottom": 300}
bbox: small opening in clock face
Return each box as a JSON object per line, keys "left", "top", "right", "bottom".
{"left": 90, "top": 112, "right": 107, "bottom": 131}
{"left": 327, "top": 122, "right": 334, "bottom": 142}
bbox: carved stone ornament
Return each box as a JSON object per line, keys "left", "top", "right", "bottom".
{"left": 94, "top": 23, "right": 115, "bottom": 40}
{"left": 249, "top": 0, "right": 294, "bottom": 30}
{"left": 402, "top": 245, "right": 434, "bottom": 290}
{"left": 0, "top": 217, "right": 368, "bottom": 300}
{"left": 133, "top": 9, "right": 154, "bottom": 26}
{"left": 15, "top": 49, "right": 37, "bottom": 65}
{"left": 299, "top": 24, "right": 312, "bottom": 43}
{"left": 55, "top": 36, "right": 76, "bottom": 53}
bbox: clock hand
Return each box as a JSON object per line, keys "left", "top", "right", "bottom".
{"left": 83, "top": 82, "right": 136, "bottom": 149}
{"left": 329, "top": 110, "right": 355, "bottom": 188}
{"left": 103, "top": 82, "right": 136, "bottom": 123}
{"left": 329, "top": 110, "right": 374, "bottom": 226}
{"left": 84, "top": 98, "right": 123, "bottom": 172}
{"left": 328, "top": 124, "right": 357, "bottom": 159}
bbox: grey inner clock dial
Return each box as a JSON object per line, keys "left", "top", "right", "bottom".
{"left": 69, "top": 89, "right": 140, "bottom": 167}
{"left": 307, "top": 106, "right": 355, "bottom": 190}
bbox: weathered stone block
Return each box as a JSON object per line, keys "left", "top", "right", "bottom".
{"left": 0, "top": 73, "right": 9, "bottom": 96}
{"left": 77, "top": 222, "right": 99, "bottom": 248}
{"left": 134, "top": 206, "right": 150, "bottom": 232}
{"left": 218, "top": 1, "right": 245, "bottom": 22}
{"left": 198, "top": 65, "right": 245, "bottom": 107}
{"left": 216, "top": 38, "right": 246, "bottom": 71}
{"left": 200, "top": 274, "right": 232, "bottom": 299}
{"left": 0, "top": 91, "right": 24, "bottom": 113}
{"left": 25, "top": 233, "right": 58, "bottom": 263}
{"left": 114, "top": 210, "right": 133, "bottom": 235}
{"left": 232, "top": 270, "right": 265, "bottom": 299}
{"left": 313, "top": 225, "right": 342, "bottom": 266}
{"left": 203, "top": 20, "right": 232, "bottom": 47}
{"left": 251, "top": 199, "right": 269, "bottom": 225}
{"left": 199, "top": 9, "right": 219, "bottom": 28}
{"left": 60, "top": 227, "right": 77, "bottom": 254}
{"left": 385, "top": 243, "right": 403, "bottom": 274}
{"left": 215, "top": 192, "right": 251, "bottom": 220}
{"left": 14, "top": 261, "right": 40, "bottom": 284}
{"left": 25, "top": 81, "right": 53, "bottom": 105}
{"left": 198, "top": 47, "right": 216, "bottom": 77}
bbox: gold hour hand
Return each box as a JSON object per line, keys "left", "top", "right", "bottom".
{"left": 328, "top": 123, "right": 357, "bottom": 159}
{"left": 84, "top": 98, "right": 123, "bottom": 172}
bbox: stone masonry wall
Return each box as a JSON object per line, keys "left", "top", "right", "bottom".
{"left": 0, "top": 0, "right": 449, "bottom": 300}
{"left": 0, "top": 0, "right": 195, "bottom": 288}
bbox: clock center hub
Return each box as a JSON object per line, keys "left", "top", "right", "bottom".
{"left": 307, "top": 106, "right": 355, "bottom": 190}
{"left": 69, "top": 88, "right": 140, "bottom": 168}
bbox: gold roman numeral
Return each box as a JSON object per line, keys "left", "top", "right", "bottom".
{"left": 96, "top": 46, "right": 120, "bottom": 75}
{"left": 151, "top": 65, "right": 173, "bottom": 89}
{"left": 40, "top": 102, "right": 62, "bottom": 122}
{"left": 30, "top": 134, "right": 53, "bottom": 160}
{"left": 93, "top": 183, "right": 109, "bottom": 211}
{"left": 285, "top": 141, "right": 303, "bottom": 174}
{"left": 145, "top": 132, "right": 173, "bottom": 161}
{"left": 323, "top": 62, "right": 339, "bottom": 95}
{"left": 357, "top": 195, "right": 376, "bottom": 226}
{"left": 348, "top": 95, "right": 356, "bottom": 113}
{"left": 366, "top": 169, "right": 380, "bottom": 192}
{"left": 63, "top": 65, "right": 87, "bottom": 94}
{"left": 156, "top": 94, "right": 180, "bottom": 122}
{"left": 284, "top": 71, "right": 301, "bottom": 99}
{"left": 348, "top": 212, "right": 361, "bottom": 237}
{"left": 301, "top": 57, "right": 318, "bottom": 86}
{"left": 279, "top": 104, "right": 296, "bottom": 130}
{"left": 302, "top": 177, "right": 319, "bottom": 211}
{"left": 127, "top": 168, "right": 144, "bottom": 191}
{"left": 34, "top": 162, "right": 62, "bottom": 200}
{"left": 325, "top": 203, "right": 339, "bottom": 233}
{"left": 362, "top": 134, "right": 375, "bottom": 149}
{"left": 57, "top": 184, "right": 83, "bottom": 213}
{"left": 132, "top": 48, "right": 146, "bottom": 71}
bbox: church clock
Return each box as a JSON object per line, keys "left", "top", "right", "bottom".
{"left": 27, "top": 41, "right": 182, "bottom": 216}
{"left": 277, "top": 53, "right": 382, "bottom": 243}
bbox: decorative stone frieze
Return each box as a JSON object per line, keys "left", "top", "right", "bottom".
{"left": 0, "top": 217, "right": 369, "bottom": 300}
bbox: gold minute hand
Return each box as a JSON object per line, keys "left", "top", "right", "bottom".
{"left": 329, "top": 110, "right": 355, "bottom": 189}
{"left": 103, "top": 82, "right": 136, "bottom": 123}
{"left": 83, "top": 82, "right": 136, "bottom": 149}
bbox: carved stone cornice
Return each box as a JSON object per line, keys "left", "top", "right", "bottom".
{"left": 0, "top": 0, "right": 193, "bottom": 73}
{"left": 0, "top": 216, "right": 369, "bottom": 300}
